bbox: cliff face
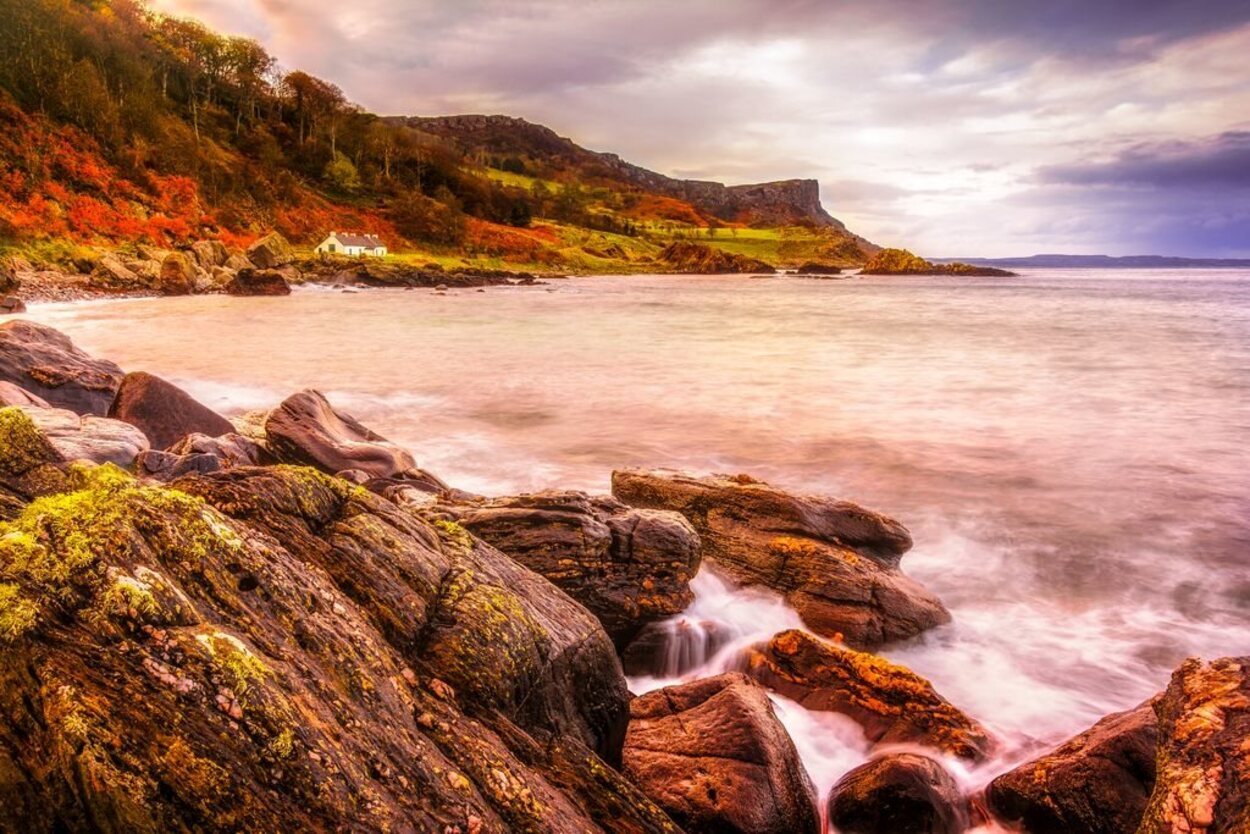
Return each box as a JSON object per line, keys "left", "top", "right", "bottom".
{"left": 405, "top": 115, "right": 850, "bottom": 230}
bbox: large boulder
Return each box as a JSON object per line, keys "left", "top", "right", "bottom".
{"left": 263, "top": 390, "right": 418, "bottom": 480}
{"left": 225, "top": 268, "right": 291, "bottom": 297}
{"left": 624, "top": 673, "right": 819, "bottom": 834}
{"left": 189, "top": 240, "right": 229, "bottom": 270}
{"left": 611, "top": 469, "right": 948, "bottom": 648}
{"left": 136, "top": 432, "right": 268, "bottom": 481}
{"left": 434, "top": 490, "right": 701, "bottom": 646}
{"left": 0, "top": 321, "right": 124, "bottom": 415}
{"left": 0, "top": 382, "right": 48, "bottom": 408}
{"left": 1137, "top": 656, "right": 1250, "bottom": 834}
{"left": 19, "top": 405, "right": 150, "bottom": 468}
{"left": 828, "top": 753, "right": 970, "bottom": 834}
{"left": 157, "top": 252, "right": 196, "bottom": 295}
{"left": 108, "top": 372, "right": 234, "bottom": 450}
{"left": 0, "top": 406, "right": 69, "bottom": 512}
{"left": 743, "top": 629, "right": 991, "bottom": 761}
{"left": 987, "top": 700, "right": 1157, "bottom": 833}
{"left": 91, "top": 254, "right": 143, "bottom": 290}
{"left": 246, "top": 231, "right": 295, "bottom": 269}
{"left": 0, "top": 463, "right": 675, "bottom": 833}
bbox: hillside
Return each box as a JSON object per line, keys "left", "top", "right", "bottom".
{"left": 0, "top": 0, "right": 875, "bottom": 275}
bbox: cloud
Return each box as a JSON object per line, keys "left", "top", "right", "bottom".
{"left": 148, "top": 0, "right": 1250, "bottom": 256}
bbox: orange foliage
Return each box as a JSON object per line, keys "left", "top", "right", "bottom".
{"left": 464, "top": 217, "right": 553, "bottom": 260}
{"left": 622, "top": 194, "right": 709, "bottom": 226}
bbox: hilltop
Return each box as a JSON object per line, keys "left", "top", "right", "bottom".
{"left": 0, "top": 1, "right": 875, "bottom": 278}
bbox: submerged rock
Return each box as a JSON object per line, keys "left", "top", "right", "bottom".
{"left": 828, "top": 753, "right": 970, "bottom": 834}
{"left": 0, "top": 321, "right": 124, "bottom": 415}
{"left": 109, "top": 372, "right": 234, "bottom": 450}
{"left": 624, "top": 673, "right": 819, "bottom": 834}
{"left": 1137, "top": 656, "right": 1250, "bottom": 834}
{"left": 611, "top": 469, "right": 948, "bottom": 649}
{"left": 263, "top": 390, "right": 417, "bottom": 480}
{"left": 743, "top": 629, "right": 992, "bottom": 760}
{"left": 225, "top": 268, "right": 292, "bottom": 297}
{"left": 987, "top": 700, "right": 1157, "bottom": 834}
{"left": 434, "top": 490, "right": 701, "bottom": 646}
{"left": 0, "top": 462, "right": 677, "bottom": 833}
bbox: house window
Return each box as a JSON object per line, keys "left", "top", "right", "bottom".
{"left": 328, "top": 243, "right": 336, "bottom": 253}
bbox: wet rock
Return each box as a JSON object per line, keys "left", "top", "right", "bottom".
{"left": 0, "top": 382, "right": 49, "bottom": 408}
{"left": 157, "top": 252, "right": 196, "bottom": 295}
{"left": 0, "top": 321, "right": 124, "bottom": 415}
{"left": 246, "top": 231, "right": 295, "bottom": 269}
{"left": 0, "top": 296, "right": 24, "bottom": 314}
{"left": 987, "top": 700, "right": 1157, "bottom": 834}
{"left": 611, "top": 469, "right": 947, "bottom": 648}
{"left": 1137, "top": 656, "right": 1250, "bottom": 834}
{"left": 828, "top": 753, "right": 970, "bottom": 834}
{"left": 621, "top": 617, "right": 736, "bottom": 677}
{"left": 795, "top": 262, "right": 844, "bottom": 275}
{"left": 135, "top": 432, "right": 267, "bottom": 481}
{"left": 743, "top": 629, "right": 992, "bottom": 760}
{"left": 434, "top": 490, "right": 701, "bottom": 646}
{"left": 263, "top": 390, "right": 418, "bottom": 480}
{"left": 225, "top": 268, "right": 291, "bottom": 296}
{"left": 18, "top": 404, "right": 150, "bottom": 467}
{"left": 624, "top": 673, "right": 819, "bottom": 834}
{"left": 108, "top": 372, "right": 234, "bottom": 450}
{"left": 0, "top": 463, "right": 675, "bottom": 833}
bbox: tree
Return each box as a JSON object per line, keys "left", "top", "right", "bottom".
{"left": 323, "top": 152, "right": 361, "bottom": 192}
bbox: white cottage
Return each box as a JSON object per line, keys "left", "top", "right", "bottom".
{"left": 314, "top": 232, "right": 388, "bottom": 258}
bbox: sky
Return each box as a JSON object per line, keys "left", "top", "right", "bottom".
{"left": 149, "top": 0, "right": 1250, "bottom": 257}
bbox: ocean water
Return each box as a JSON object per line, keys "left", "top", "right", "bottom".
{"left": 21, "top": 270, "right": 1250, "bottom": 820}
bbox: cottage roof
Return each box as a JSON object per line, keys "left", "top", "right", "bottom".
{"left": 330, "top": 233, "right": 384, "bottom": 248}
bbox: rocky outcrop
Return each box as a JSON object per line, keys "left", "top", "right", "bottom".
{"left": 262, "top": 390, "right": 423, "bottom": 481}
{"left": 157, "top": 252, "right": 196, "bottom": 295}
{"left": 795, "top": 261, "right": 843, "bottom": 275}
{"left": 987, "top": 700, "right": 1158, "bottom": 834}
{"left": 657, "top": 242, "right": 772, "bottom": 274}
{"left": 624, "top": 673, "right": 819, "bottom": 834}
{"left": 91, "top": 255, "right": 143, "bottom": 291}
{"left": 860, "top": 249, "right": 1016, "bottom": 277}
{"left": 611, "top": 469, "right": 948, "bottom": 649}
{"left": 0, "top": 296, "right": 24, "bottom": 314}
{"left": 225, "top": 268, "right": 292, "bottom": 296}
{"left": 188, "top": 240, "right": 229, "bottom": 270}
{"left": 108, "top": 372, "right": 233, "bottom": 450}
{"left": 743, "top": 630, "right": 991, "bottom": 761}
{"left": 432, "top": 491, "right": 701, "bottom": 646}
{"left": 0, "top": 406, "right": 70, "bottom": 512}
{"left": 136, "top": 432, "right": 268, "bottom": 481}
{"left": 0, "top": 461, "right": 676, "bottom": 833}
{"left": 0, "top": 381, "right": 48, "bottom": 407}
{"left": 1137, "top": 656, "right": 1250, "bottom": 834}
{"left": 18, "top": 404, "right": 150, "bottom": 467}
{"left": 246, "top": 231, "right": 295, "bottom": 269}
{"left": 0, "top": 321, "right": 124, "bottom": 415}
{"left": 828, "top": 753, "right": 970, "bottom": 834}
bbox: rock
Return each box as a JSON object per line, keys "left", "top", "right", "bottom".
{"left": 225, "top": 268, "right": 291, "bottom": 296}
{"left": 624, "top": 673, "right": 819, "bottom": 834}
{"left": 657, "top": 241, "right": 773, "bottom": 274}
{"left": 0, "top": 406, "right": 70, "bottom": 510}
{"left": 743, "top": 629, "right": 992, "bottom": 760}
{"left": 189, "top": 240, "right": 229, "bottom": 269}
{"left": 17, "top": 404, "right": 149, "bottom": 467}
{"left": 157, "top": 252, "right": 196, "bottom": 295}
{"left": 263, "top": 390, "right": 419, "bottom": 480}
{"left": 795, "top": 261, "right": 843, "bottom": 275}
{"left": 987, "top": 700, "right": 1158, "bottom": 834}
{"left": 0, "top": 321, "right": 124, "bottom": 415}
{"left": 434, "top": 491, "right": 701, "bottom": 646}
{"left": 135, "top": 432, "right": 269, "bottom": 481}
{"left": 124, "top": 258, "right": 162, "bottom": 281}
{"left": 611, "top": 469, "right": 947, "bottom": 648}
{"left": 0, "top": 296, "right": 25, "bottom": 314}
{"left": 0, "top": 257, "right": 22, "bottom": 293}
{"left": 91, "top": 254, "right": 142, "bottom": 289}
{"left": 209, "top": 266, "right": 235, "bottom": 287}
{"left": 108, "top": 372, "right": 234, "bottom": 450}
{"left": 246, "top": 231, "right": 295, "bottom": 269}
{"left": 622, "top": 618, "right": 736, "bottom": 677}
{"left": 1136, "top": 656, "right": 1250, "bottom": 834}
{"left": 224, "top": 252, "right": 251, "bottom": 272}
{"left": 828, "top": 753, "right": 970, "bottom": 834}
{"left": 0, "top": 463, "right": 675, "bottom": 833}
{"left": 0, "top": 382, "right": 49, "bottom": 408}
{"left": 860, "top": 249, "right": 1016, "bottom": 277}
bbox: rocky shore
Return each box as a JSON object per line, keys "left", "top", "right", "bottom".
{"left": 1, "top": 232, "right": 548, "bottom": 305}
{"left": 0, "top": 318, "right": 1246, "bottom": 833}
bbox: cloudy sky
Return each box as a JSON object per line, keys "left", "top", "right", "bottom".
{"left": 151, "top": 0, "right": 1250, "bottom": 256}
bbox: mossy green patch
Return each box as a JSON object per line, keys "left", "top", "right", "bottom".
{"left": 0, "top": 407, "right": 60, "bottom": 477}
{"left": 195, "top": 631, "right": 269, "bottom": 695}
